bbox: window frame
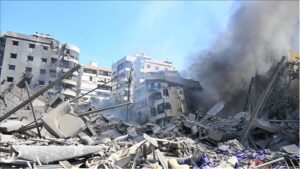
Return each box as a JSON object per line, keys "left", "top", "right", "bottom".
{"left": 12, "top": 40, "right": 19, "bottom": 46}
{"left": 29, "top": 43, "right": 35, "bottom": 49}
{"left": 8, "top": 65, "right": 16, "bottom": 70}
{"left": 27, "top": 55, "right": 34, "bottom": 61}
{"left": 10, "top": 53, "right": 17, "bottom": 59}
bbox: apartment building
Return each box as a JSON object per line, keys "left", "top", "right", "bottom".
{"left": 111, "top": 53, "right": 174, "bottom": 103}
{"left": 0, "top": 31, "right": 80, "bottom": 99}
{"left": 79, "top": 61, "right": 112, "bottom": 103}
{"left": 111, "top": 55, "right": 136, "bottom": 103}
{"left": 132, "top": 71, "right": 202, "bottom": 124}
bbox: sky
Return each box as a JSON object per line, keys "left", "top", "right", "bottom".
{"left": 1, "top": 1, "right": 235, "bottom": 71}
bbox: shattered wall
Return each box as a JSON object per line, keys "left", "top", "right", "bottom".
{"left": 189, "top": 1, "right": 299, "bottom": 112}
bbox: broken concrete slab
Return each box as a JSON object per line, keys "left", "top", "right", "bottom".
{"left": 41, "top": 101, "right": 85, "bottom": 138}
{"left": 12, "top": 145, "right": 108, "bottom": 164}
{"left": 207, "top": 130, "right": 224, "bottom": 142}
{"left": 281, "top": 144, "right": 299, "bottom": 154}
{"left": 154, "top": 149, "right": 168, "bottom": 169}
{"left": 143, "top": 133, "right": 158, "bottom": 148}
{"left": 254, "top": 119, "right": 278, "bottom": 133}
{"left": 127, "top": 126, "right": 138, "bottom": 137}
{"left": 200, "top": 101, "right": 225, "bottom": 121}
{"left": 0, "top": 120, "right": 25, "bottom": 132}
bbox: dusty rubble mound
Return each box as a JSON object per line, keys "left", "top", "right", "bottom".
{"left": 0, "top": 57, "right": 299, "bottom": 168}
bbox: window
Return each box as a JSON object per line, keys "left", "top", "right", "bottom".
{"left": 149, "top": 92, "right": 162, "bottom": 102}
{"left": 49, "top": 81, "right": 52, "bottom": 84}
{"left": 8, "top": 65, "right": 15, "bottom": 70}
{"left": 150, "top": 107, "right": 157, "bottom": 116}
{"left": 12, "top": 40, "right": 19, "bottom": 46}
{"left": 40, "top": 69, "right": 46, "bottom": 75}
{"left": 29, "top": 43, "right": 35, "bottom": 49}
{"left": 27, "top": 55, "right": 34, "bottom": 61}
{"left": 147, "top": 64, "right": 150, "bottom": 68}
{"left": 7, "top": 77, "right": 14, "bottom": 82}
{"left": 41, "top": 58, "right": 47, "bottom": 63}
{"left": 51, "top": 58, "right": 57, "bottom": 64}
{"left": 10, "top": 53, "right": 17, "bottom": 59}
{"left": 43, "top": 46, "right": 48, "bottom": 50}
{"left": 50, "top": 70, "right": 56, "bottom": 77}
{"left": 25, "top": 67, "right": 32, "bottom": 72}
{"left": 89, "top": 76, "right": 93, "bottom": 81}
{"left": 155, "top": 66, "right": 159, "bottom": 70}
{"left": 38, "top": 80, "right": 45, "bottom": 86}
{"left": 157, "top": 102, "right": 172, "bottom": 114}
{"left": 66, "top": 49, "right": 70, "bottom": 54}
{"left": 163, "top": 89, "right": 169, "bottom": 97}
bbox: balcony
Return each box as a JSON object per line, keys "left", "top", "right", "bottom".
{"left": 64, "top": 55, "right": 79, "bottom": 64}
{"left": 61, "top": 89, "right": 76, "bottom": 97}
{"left": 62, "top": 79, "right": 77, "bottom": 86}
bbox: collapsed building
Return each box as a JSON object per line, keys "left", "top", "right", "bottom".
{"left": 0, "top": 54, "right": 298, "bottom": 168}
{"left": 132, "top": 71, "right": 202, "bottom": 124}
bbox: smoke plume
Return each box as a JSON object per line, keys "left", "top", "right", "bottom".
{"left": 189, "top": 1, "right": 299, "bottom": 112}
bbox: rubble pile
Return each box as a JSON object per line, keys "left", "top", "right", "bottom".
{"left": 0, "top": 109, "right": 298, "bottom": 169}
{"left": 0, "top": 58, "right": 298, "bottom": 168}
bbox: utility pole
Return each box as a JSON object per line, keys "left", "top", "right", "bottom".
{"left": 125, "top": 67, "right": 133, "bottom": 122}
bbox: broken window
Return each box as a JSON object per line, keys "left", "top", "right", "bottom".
{"left": 25, "top": 67, "right": 32, "bottom": 72}
{"left": 8, "top": 65, "right": 15, "bottom": 70}
{"left": 157, "top": 102, "right": 172, "bottom": 114}
{"left": 29, "top": 43, "right": 35, "bottom": 49}
{"left": 41, "top": 58, "right": 47, "bottom": 63}
{"left": 150, "top": 107, "right": 157, "bottom": 116}
{"left": 50, "top": 70, "right": 56, "bottom": 77}
{"left": 38, "top": 80, "right": 45, "bottom": 86}
{"left": 89, "top": 76, "right": 93, "bottom": 81}
{"left": 40, "top": 69, "right": 46, "bottom": 75}
{"left": 27, "top": 55, "right": 34, "bottom": 61}
{"left": 43, "top": 46, "right": 48, "bottom": 50}
{"left": 163, "top": 89, "right": 169, "bottom": 97}
{"left": 149, "top": 92, "right": 162, "bottom": 102}
{"left": 51, "top": 58, "right": 57, "bottom": 64}
{"left": 10, "top": 53, "right": 17, "bottom": 59}
{"left": 7, "top": 76, "right": 14, "bottom": 82}
{"left": 12, "top": 40, "right": 19, "bottom": 46}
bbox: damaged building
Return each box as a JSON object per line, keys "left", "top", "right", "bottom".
{"left": 0, "top": 31, "right": 80, "bottom": 100}
{"left": 0, "top": 52, "right": 298, "bottom": 168}
{"left": 132, "top": 71, "right": 202, "bottom": 124}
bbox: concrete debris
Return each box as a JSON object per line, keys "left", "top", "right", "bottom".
{"left": 41, "top": 101, "right": 85, "bottom": 138}
{"left": 0, "top": 57, "right": 298, "bottom": 168}
{"left": 0, "top": 120, "right": 25, "bottom": 133}
{"left": 12, "top": 145, "right": 108, "bottom": 163}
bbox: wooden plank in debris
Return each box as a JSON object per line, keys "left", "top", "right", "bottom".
{"left": 143, "top": 133, "right": 158, "bottom": 148}
{"left": 155, "top": 149, "right": 169, "bottom": 169}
